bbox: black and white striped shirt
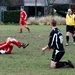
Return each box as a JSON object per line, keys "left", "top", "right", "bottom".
{"left": 48, "top": 28, "right": 64, "bottom": 51}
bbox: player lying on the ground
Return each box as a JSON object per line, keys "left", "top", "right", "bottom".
{"left": 0, "top": 37, "right": 29, "bottom": 54}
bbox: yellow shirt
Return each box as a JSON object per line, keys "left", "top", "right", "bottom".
{"left": 66, "top": 14, "right": 75, "bottom": 26}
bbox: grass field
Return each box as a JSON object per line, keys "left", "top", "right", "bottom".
{"left": 0, "top": 25, "right": 75, "bottom": 75}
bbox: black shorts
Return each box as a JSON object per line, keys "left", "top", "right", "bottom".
{"left": 51, "top": 50, "right": 65, "bottom": 62}
{"left": 66, "top": 25, "right": 75, "bottom": 34}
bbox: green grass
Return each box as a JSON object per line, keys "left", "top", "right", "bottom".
{"left": 0, "top": 25, "right": 75, "bottom": 75}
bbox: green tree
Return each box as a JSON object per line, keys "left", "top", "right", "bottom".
{"left": 47, "top": 0, "right": 56, "bottom": 15}
{"left": 0, "top": 0, "right": 18, "bottom": 6}
{"left": 0, "top": 0, "right": 13, "bottom": 22}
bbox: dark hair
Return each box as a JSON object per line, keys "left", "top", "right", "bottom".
{"left": 50, "top": 19, "right": 56, "bottom": 26}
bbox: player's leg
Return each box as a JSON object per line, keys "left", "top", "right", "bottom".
{"left": 66, "top": 32, "right": 70, "bottom": 46}
{"left": 66, "top": 26, "right": 70, "bottom": 46}
{"left": 24, "top": 25, "right": 30, "bottom": 33}
{"left": 50, "top": 50, "right": 74, "bottom": 68}
{"left": 50, "top": 60, "right": 71, "bottom": 68}
{"left": 20, "top": 24, "right": 22, "bottom": 33}
{"left": 50, "top": 61, "right": 57, "bottom": 68}
{"left": 55, "top": 51, "right": 68, "bottom": 68}
{"left": 20, "top": 21, "right": 23, "bottom": 33}
{"left": 50, "top": 50, "right": 56, "bottom": 68}
{"left": 10, "top": 37, "right": 29, "bottom": 49}
{"left": 50, "top": 50, "right": 67, "bottom": 68}
{"left": 56, "top": 60, "right": 74, "bottom": 68}
{"left": 0, "top": 37, "right": 29, "bottom": 49}
{"left": 24, "top": 21, "right": 30, "bottom": 33}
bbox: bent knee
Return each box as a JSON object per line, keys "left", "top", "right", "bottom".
{"left": 7, "top": 37, "right": 12, "bottom": 40}
{"left": 50, "top": 61, "right": 57, "bottom": 68}
{"left": 50, "top": 64, "right": 56, "bottom": 68}
{"left": 66, "top": 32, "right": 70, "bottom": 36}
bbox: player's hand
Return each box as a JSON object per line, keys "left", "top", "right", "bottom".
{"left": 42, "top": 47, "right": 45, "bottom": 52}
{"left": 54, "top": 9, "right": 56, "bottom": 13}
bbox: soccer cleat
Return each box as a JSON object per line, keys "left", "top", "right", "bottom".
{"left": 18, "top": 32, "right": 22, "bottom": 33}
{"left": 66, "top": 43, "right": 69, "bottom": 46}
{"left": 22, "top": 43, "right": 29, "bottom": 49}
{"left": 67, "top": 60, "right": 74, "bottom": 68}
{"left": 19, "top": 43, "right": 29, "bottom": 48}
{"left": 28, "top": 30, "right": 30, "bottom": 33}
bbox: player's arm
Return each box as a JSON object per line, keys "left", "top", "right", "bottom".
{"left": 42, "top": 32, "right": 54, "bottom": 52}
{"left": 24, "top": 11, "right": 27, "bottom": 20}
{"left": 25, "top": 12, "right": 27, "bottom": 20}
{"left": 42, "top": 35, "right": 52, "bottom": 52}
{"left": 56, "top": 10, "right": 66, "bottom": 17}
{"left": 42, "top": 45, "right": 51, "bottom": 52}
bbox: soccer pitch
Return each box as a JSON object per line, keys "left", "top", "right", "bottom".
{"left": 0, "top": 25, "right": 75, "bottom": 75}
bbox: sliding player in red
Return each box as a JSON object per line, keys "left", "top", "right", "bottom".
{"left": 0, "top": 37, "right": 29, "bottom": 54}
{"left": 20, "top": 6, "right": 30, "bottom": 33}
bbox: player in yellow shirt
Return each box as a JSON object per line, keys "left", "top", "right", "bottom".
{"left": 66, "top": 9, "right": 75, "bottom": 46}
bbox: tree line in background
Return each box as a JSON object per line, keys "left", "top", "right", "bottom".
{"left": 0, "top": 0, "right": 69, "bottom": 23}
{"left": 3, "top": 4, "right": 69, "bottom": 23}
{"left": 0, "top": 0, "right": 18, "bottom": 6}
{"left": 47, "top": 0, "right": 55, "bottom": 15}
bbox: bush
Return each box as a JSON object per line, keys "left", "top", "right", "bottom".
{"left": 37, "top": 16, "right": 53, "bottom": 25}
{"left": 27, "top": 17, "right": 36, "bottom": 25}
{"left": 4, "top": 10, "right": 20, "bottom": 23}
{"left": 27, "top": 16, "right": 66, "bottom": 25}
{"left": 53, "top": 16, "right": 66, "bottom": 25}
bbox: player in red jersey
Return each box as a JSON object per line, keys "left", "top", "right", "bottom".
{"left": 0, "top": 37, "right": 29, "bottom": 54}
{"left": 20, "top": 6, "right": 30, "bottom": 33}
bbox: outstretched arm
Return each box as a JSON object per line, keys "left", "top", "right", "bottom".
{"left": 57, "top": 11, "right": 66, "bottom": 17}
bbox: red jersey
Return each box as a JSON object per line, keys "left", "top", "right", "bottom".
{"left": 0, "top": 38, "right": 21, "bottom": 54}
{"left": 20, "top": 11, "right": 27, "bottom": 21}
{"left": 0, "top": 42, "right": 13, "bottom": 54}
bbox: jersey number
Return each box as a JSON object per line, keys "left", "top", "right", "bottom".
{"left": 59, "top": 36, "right": 63, "bottom": 44}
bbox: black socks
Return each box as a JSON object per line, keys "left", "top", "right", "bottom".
{"left": 66, "top": 36, "right": 69, "bottom": 43}
{"left": 56, "top": 61, "right": 68, "bottom": 68}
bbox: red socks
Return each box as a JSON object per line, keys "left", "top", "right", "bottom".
{"left": 20, "top": 28, "right": 22, "bottom": 33}
{"left": 12, "top": 41, "right": 21, "bottom": 47}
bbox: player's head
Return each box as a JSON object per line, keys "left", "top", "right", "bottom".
{"left": 50, "top": 19, "right": 56, "bottom": 28}
{"left": 68, "top": 8, "right": 72, "bottom": 14}
{"left": 20, "top": 6, "right": 24, "bottom": 11}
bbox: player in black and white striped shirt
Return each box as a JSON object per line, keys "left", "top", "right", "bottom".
{"left": 48, "top": 27, "right": 64, "bottom": 51}
{"left": 42, "top": 19, "right": 74, "bottom": 68}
